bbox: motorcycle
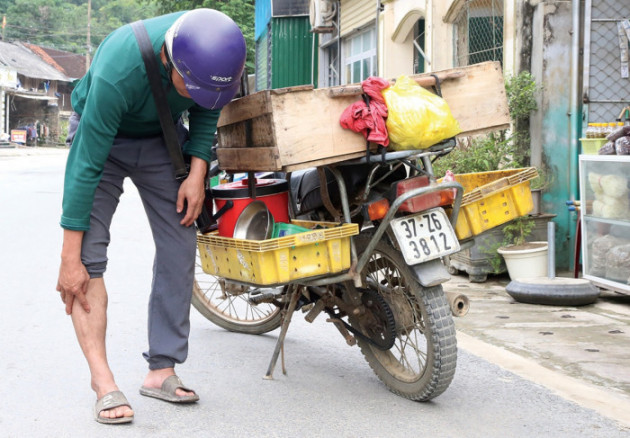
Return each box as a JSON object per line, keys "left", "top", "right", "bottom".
{"left": 192, "top": 140, "right": 466, "bottom": 401}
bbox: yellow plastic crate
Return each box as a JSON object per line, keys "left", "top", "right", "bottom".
{"left": 449, "top": 168, "right": 538, "bottom": 240}
{"left": 579, "top": 138, "right": 607, "bottom": 155}
{"left": 197, "top": 220, "right": 359, "bottom": 286}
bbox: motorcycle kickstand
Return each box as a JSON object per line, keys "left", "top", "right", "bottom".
{"left": 264, "top": 285, "right": 301, "bottom": 380}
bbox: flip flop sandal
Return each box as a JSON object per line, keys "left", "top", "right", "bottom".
{"left": 94, "top": 390, "right": 134, "bottom": 424}
{"left": 139, "top": 375, "right": 199, "bottom": 403}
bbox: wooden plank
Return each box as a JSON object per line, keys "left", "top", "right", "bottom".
{"left": 327, "top": 71, "right": 465, "bottom": 98}
{"left": 430, "top": 61, "right": 511, "bottom": 136}
{"left": 217, "top": 91, "right": 272, "bottom": 127}
{"left": 271, "top": 85, "right": 314, "bottom": 95}
{"left": 217, "top": 113, "right": 276, "bottom": 149}
{"left": 216, "top": 147, "right": 282, "bottom": 172}
{"left": 281, "top": 150, "right": 369, "bottom": 172}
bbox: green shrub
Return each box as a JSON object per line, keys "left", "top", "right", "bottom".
{"left": 433, "top": 132, "right": 522, "bottom": 175}
{"left": 506, "top": 71, "right": 539, "bottom": 121}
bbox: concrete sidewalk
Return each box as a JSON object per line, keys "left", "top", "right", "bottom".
{"left": 445, "top": 272, "right": 630, "bottom": 427}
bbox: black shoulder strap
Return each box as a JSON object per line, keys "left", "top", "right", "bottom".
{"left": 131, "top": 20, "right": 188, "bottom": 180}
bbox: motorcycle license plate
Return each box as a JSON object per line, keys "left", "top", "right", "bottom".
{"left": 391, "top": 208, "right": 460, "bottom": 265}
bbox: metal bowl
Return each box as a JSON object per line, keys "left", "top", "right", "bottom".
{"left": 233, "top": 201, "right": 274, "bottom": 240}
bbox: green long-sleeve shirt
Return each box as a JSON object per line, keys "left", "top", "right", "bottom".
{"left": 61, "top": 11, "right": 220, "bottom": 231}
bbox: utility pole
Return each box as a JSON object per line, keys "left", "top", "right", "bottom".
{"left": 86, "top": 0, "right": 92, "bottom": 70}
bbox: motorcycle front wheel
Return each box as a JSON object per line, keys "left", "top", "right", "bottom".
{"left": 192, "top": 248, "right": 283, "bottom": 334}
{"left": 348, "top": 233, "right": 457, "bottom": 401}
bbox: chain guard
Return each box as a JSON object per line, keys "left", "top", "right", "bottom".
{"left": 358, "top": 288, "right": 397, "bottom": 350}
{"left": 327, "top": 288, "right": 396, "bottom": 351}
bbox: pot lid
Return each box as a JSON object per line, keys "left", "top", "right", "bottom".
{"left": 233, "top": 201, "right": 274, "bottom": 240}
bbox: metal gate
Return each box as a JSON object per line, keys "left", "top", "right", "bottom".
{"left": 583, "top": 0, "right": 630, "bottom": 124}
{"left": 452, "top": 0, "right": 504, "bottom": 67}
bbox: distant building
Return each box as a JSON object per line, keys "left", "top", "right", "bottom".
{"left": 24, "top": 43, "right": 87, "bottom": 114}
{"left": 0, "top": 41, "right": 73, "bottom": 144}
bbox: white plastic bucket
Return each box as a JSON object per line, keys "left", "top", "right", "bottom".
{"left": 497, "top": 241, "right": 549, "bottom": 280}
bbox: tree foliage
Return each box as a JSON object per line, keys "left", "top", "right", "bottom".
{"left": 0, "top": 0, "right": 255, "bottom": 71}
{"left": 1, "top": 0, "right": 158, "bottom": 53}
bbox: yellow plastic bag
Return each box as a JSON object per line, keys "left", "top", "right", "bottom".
{"left": 383, "top": 75, "right": 461, "bottom": 150}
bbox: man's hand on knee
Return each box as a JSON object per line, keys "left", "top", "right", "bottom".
{"left": 57, "top": 258, "right": 91, "bottom": 315}
{"left": 58, "top": 229, "right": 91, "bottom": 314}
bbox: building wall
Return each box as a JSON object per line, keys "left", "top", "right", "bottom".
{"left": 530, "top": 1, "right": 574, "bottom": 268}
{"left": 8, "top": 96, "right": 59, "bottom": 144}
{"left": 2, "top": 74, "right": 61, "bottom": 143}
{"left": 502, "top": 0, "right": 517, "bottom": 76}
{"left": 318, "top": 0, "right": 463, "bottom": 85}
{"left": 379, "top": 0, "right": 426, "bottom": 78}
{"left": 377, "top": 0, "right": 457, "bottom": 78}
{"left": 427, "top": 1, "right": 455, "bottom": 71}
{"left": 21, "top": 76, "right": 58, "bottom": 95}
{"left": 340, "top": 0, "right": 377, "bottom": 37}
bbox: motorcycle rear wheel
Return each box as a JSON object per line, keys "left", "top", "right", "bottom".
{"left": 349, "top": 233, "right": 457, "bottom": 401}
{"left": 192, "top": 249, "right": 283, "bottom": 334}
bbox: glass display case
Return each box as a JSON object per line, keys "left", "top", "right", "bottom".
{"left": 579, "top": 155, "right": 630, "bottom": 294}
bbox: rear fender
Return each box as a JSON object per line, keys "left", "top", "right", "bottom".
{"left": 410, "top": 258, "right": 451, "bottom": 287}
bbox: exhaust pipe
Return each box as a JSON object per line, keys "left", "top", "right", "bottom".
{"left": 445, "top": 291, "right": 470, "bottom": 317}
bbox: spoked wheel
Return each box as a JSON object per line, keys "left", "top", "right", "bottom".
{"left": 348, "top": 233, "right": 457, "bottom": 401}
{"left": 192, "top": 248, "right": 283, "bottom": 334}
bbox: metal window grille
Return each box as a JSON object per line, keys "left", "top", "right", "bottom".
{"left": 453, "top": 0, "right": 504, "bottom": 67}
{"left": 583, "top": 0, "right": 630, "bottom": 124}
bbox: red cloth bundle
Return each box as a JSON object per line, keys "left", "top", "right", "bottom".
{"left": 340, "top": 77, "right": 390, "bottom": 146}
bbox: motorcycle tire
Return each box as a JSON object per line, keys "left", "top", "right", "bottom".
{"left": 348, "top": 232, "right": 457, "bottom": 401}
{"left": 192, "top": 248, "right": 283, "bottom": 335}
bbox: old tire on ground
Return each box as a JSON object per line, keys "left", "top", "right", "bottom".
{"left": 348, "top": 233, "right": 457, "bottom": 401}
{"left": 505, "top": 277, "right": 600, "bottom": 306}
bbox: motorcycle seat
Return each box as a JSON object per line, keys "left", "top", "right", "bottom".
{"left": 290, "top": 162, "right": 406, "bottom": 215}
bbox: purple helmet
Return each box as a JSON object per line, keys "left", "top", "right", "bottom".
{"left": 165, "top": 9, "right": 246, "bottom": 110}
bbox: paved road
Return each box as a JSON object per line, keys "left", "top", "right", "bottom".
{"left": 0, "top": 148, "right": 628, "bottom": 437}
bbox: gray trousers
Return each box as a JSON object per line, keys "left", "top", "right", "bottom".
{"left": 68, "top": 113, "right": 197, "bottom": 370}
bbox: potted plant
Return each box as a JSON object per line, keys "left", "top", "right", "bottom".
{"left": 496, "top": 216, "right": 548, "bottom": 280}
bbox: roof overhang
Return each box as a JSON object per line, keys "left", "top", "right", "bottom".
{"left": 5, "top": 90, "right": 58, "bottom": 101}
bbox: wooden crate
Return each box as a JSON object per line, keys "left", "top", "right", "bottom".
{"left": 216, "top": 85, "right": 369, "bottom": 172}
{"left": 216, "top": 61, "right": 510, "bottom": 172}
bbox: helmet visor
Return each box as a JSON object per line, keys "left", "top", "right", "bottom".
{"left": 182, "top": 74, "right": 241, "bottom": 110}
